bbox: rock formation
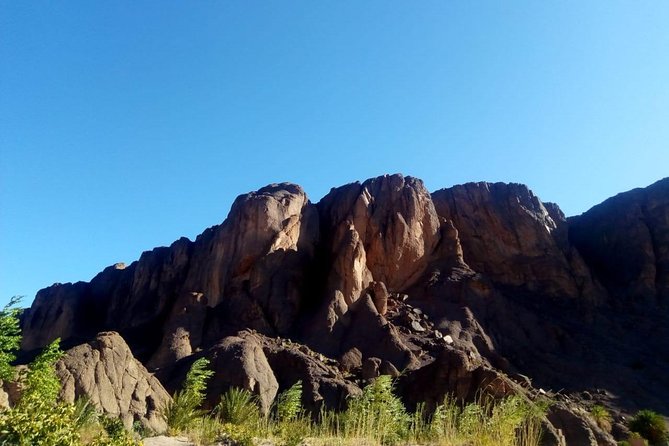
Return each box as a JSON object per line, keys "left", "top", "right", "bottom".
{"left": 56, "top": 331, "right": 171, "bottom": 433}
{"left": 18, "top": 174, "right": 669, "bottom": 444}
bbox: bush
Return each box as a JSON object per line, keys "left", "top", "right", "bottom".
{"left": 216, "top": 387, "right": 260, "bottom": 426}
{"left": 0, "top": 296, "right": 22, "bottom": 381}
{"left": 629, "top": 409, "right": 668, "bottom": 445}
{"left": 342, "top": 374, "right": 410, "bottom": 444}
{"left": 163, "top": 357, "right": 214, "bottom": 434}
{"left": 424, "top": 393, "right": 543, "bottom": 446}
{"left": 273, "top": 381, "right": 311, "bottom": 446}
{"left": 276, "top": 381, "right": 304, "bottom": 423}
{"left": 220, "top": 422, "right": 256, "bottom": 446}
{"left": 0, "top": 302, "right": 140, "bottom": 446}
{"left": 591, "top": 405, "right": 613, "bottom": 432}
{"left": 90, "top": 416, "right": 139, "bottom": 446}
{"left": 0, "top": 339, "right": 82, "bottom": 446}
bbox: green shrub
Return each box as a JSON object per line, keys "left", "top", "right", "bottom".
{"left": 216, "top": 386, "right": 260, "bottom": 426}
{"left": 429, "top": 395, "right": 460, "bottom": 442}
{"left": 629, "top": 409, "right": 668, "bottom": 445}
{"left": 273, "top": 381, "right": 311, "bottom": 446}
{"left": 276, "top": 381, "right": 304, "bottom": 423}
{"left": 0, "top": 296, "right": 22, "bottom": 381}
{"left": 342, "top": 374, "right": 410, "bottom": 445}
{"left": 183, "top": 415, "right": 222, "bottom": 446}
{"left": 420, "top": 393, "right": 544, "bottom": 446}
{"left": 90, "top": 416, "right": 139, "bottom": 446}
{"left": 163, "top": 357, "right": 214, "bottom": 434}
{"left": 590, "top": 404, "right": 613, "bottom": 432}
{"left": 220, "top": 422, "right": 256, "bottom": 446}
{"left": 0, "top": 339, "right": 82, "bottom": 446}
{"left": 72, "top": 397, "right": 99, "bottom": 431}
{"left": 0, "top": 399, "right": 81, "bottom": 446}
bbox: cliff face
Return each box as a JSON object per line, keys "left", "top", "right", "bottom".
{"left": 19, "top": 174, "right": 669, "bottom": 440}
{"left": 569, "top": 178, "right": 669, "bottom": 303}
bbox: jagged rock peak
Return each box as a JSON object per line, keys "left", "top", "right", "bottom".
{"left": 431, "top": 181, "right": 593, "bottom": 298}
{"left": 432, "top": 181, "right": 560, "bottom": 231}
{"left": 318, "top": 173, "right": 441, "bottom": 293}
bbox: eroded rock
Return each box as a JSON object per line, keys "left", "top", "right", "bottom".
{"left": 205, "top": 333, "right": 278, "bottom": 415}
{"left": 56, "top": 332, "right": 170, "bottom": 433}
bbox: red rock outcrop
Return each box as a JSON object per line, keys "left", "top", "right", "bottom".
{"left": 17, "top": 174, "right": 669, "bottom": 443}
{"left": 318, "top": 175, "right": 440, "bottom": 301}
{"left": 305, "top": 175, "right": 440, "bottom": 363}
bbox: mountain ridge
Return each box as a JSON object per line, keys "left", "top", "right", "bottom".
{"left": 16, "top": 174, "right": 669, "bottom": 445}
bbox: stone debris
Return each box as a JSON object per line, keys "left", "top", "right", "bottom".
{"left": 411, "top": 320, "right": 426, "bottom": 332}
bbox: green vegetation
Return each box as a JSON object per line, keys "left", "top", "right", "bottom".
{"left": 166, "top": 369, "right": 546, "bottom": 446}
{"left": 163, "top": 357, "right": 214, "bottom": 434}
{"left": 0, "top": 298, "right": 141, "bottom": 446}
{"left": 215, "top": 386, "right": 260, "bottom": 426}
{"left": 339, "top": 374, "right": 410, "bottom": 444}
{"left": 0, "top": 296, "right": 22, "bottom": 381}
{"left": 590, "top": 404, "right": 613, "bottom": 432}
{"left": 628, "top": 409, "right": 668, "bottom": 446}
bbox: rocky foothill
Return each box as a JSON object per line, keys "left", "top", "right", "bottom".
{"left": 15, "top": 174, "right": 669, "bottom": 445}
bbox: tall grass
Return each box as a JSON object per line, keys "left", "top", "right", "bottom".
{"left": 303, "top": 378, "right": 546, "bottom": 446}
{"left": 156, "top": 359, "right": 547, "bottom": 446}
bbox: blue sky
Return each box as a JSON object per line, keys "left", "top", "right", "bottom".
{"left": 1, "top": 1, "right": 668, "bottom": 307}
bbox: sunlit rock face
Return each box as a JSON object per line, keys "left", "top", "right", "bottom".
{"left": 307, "top": 175, "right": 441, "bottom": 355}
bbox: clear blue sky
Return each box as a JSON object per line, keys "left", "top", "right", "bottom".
{"left": 2, "top": 2, "right": 668, "bottom": 308}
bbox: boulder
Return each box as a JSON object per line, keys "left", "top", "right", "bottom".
{"left": 398, "top": 347, "right": 513, "bottom": 413}
{"left": 56, "top": 332, "right": 170, "bottom": 433}
{"left": 261, "top": 335, "right": 361, "bottom": 412}
{"left": 205, "top": 333, "right": 278, "bottom": 415}
{"left": 379, "top": 360, "right": 400, "bottom": 378}
{"left": 0, "top": 382, "right": 8, "bottom": 410}
{"left": 339, "top": 348, "right": 362, "bottom": 373}
{"left": 366, "top": 281, "right": 389, "bottom": 316}
{"left": 546, "top": 404, "right": 616, "bottom": 446}
{"left": 361, "top": 357, "right": 382, "bottom": 380}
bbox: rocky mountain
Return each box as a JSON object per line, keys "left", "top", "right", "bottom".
{"left": 18, "top": 175, "right": 669, "bottom": 445}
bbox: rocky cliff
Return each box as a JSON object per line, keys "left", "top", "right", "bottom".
{"left": 18, "top": 174, "right": 669, "bottom": 444}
